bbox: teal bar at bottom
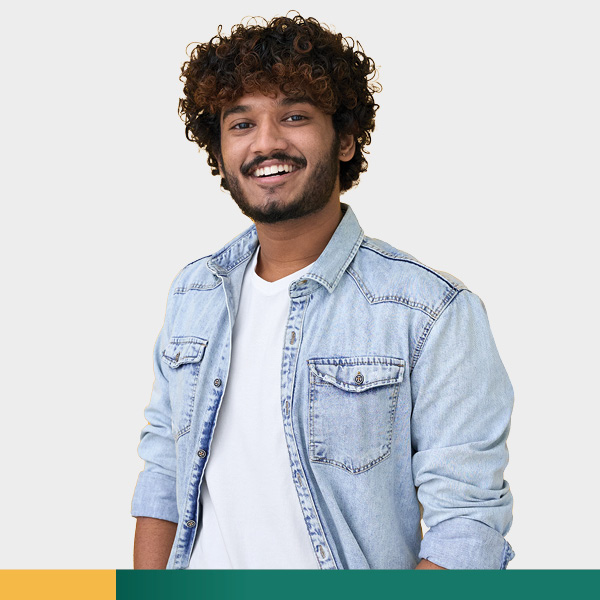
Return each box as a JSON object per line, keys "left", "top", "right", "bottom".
{"left": 117, "top": 569, "right": 598, "bottom": 600}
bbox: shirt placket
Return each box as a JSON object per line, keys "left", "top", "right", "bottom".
{"left": 282, "top": 283, "right": 337, "bottom": 569}
{"left": 173, "top": 273, "right": 233, "bottom": 569}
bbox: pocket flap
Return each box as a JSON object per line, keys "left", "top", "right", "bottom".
{"left": 162, "top": 336, "right": 208, "bottom": 368}
{"left": 308, "top": 357, "right": 404, "bottom": 392}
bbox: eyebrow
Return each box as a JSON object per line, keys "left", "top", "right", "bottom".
{"left": 221, "top": 97, "right": 316, "bottom": 123}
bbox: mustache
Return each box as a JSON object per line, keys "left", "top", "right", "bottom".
{"left": 240, "top": 152, "right": 307, "bottom": 176}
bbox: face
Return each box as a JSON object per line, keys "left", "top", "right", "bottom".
{"left": 218, "top": 91, "right": 348, "bottom": 224}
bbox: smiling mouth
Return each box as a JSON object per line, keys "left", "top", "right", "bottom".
{"left": 249, "top": 163, "right": 301, "bottom": 179}
{"left": 246, "top": 162, "right": 303, "bottom": 186}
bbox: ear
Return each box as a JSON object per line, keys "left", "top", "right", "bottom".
{"left": 339, "top": 133, "right": 356, "bottom": 163}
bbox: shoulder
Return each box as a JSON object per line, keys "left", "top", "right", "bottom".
{"left": 349, "top": 235, "right": 469, "bottom": 319}
{"left": 169, "top": 255, "right": 222, "bottom": 297}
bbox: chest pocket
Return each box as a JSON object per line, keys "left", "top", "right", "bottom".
{"left": 161, "top": 336, "right": 208, "bottom": 439}
{"left": 308, "top": 356, "right": 405, "bottom": 474}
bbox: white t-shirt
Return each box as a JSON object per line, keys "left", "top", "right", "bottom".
{"left": 186, "top": 247, "right": 319, "bottom": 569}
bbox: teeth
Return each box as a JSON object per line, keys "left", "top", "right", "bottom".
{"left": 253, "top": 164, "right": 296, "bottom": 177}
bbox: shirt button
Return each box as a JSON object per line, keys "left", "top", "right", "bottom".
{"left": 186, "top": 520, "right": 196, "bottom": 528}
{"left": 175, "top": 352, "right": 180, "bottom": 362}
{"left": 214, "top": 378, "right": 222, "bottom": 387}
{"left": 354, "top": 372, "right": 364, "bottom": 385}
{"left": 197, "top": 449, "right": 206, "bottom": 458}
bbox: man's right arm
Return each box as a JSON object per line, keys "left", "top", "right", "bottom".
{"left": 131, "top": 272, "right": 183, "bottom": 568}
{"left": 134, "top": 517, "right": 178, "bottom": 569}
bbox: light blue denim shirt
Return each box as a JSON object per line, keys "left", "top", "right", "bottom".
{"left": 131, "top": 203, "right": 515, "bottom": 570}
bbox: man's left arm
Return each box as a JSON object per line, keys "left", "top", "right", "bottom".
{"left": 415, "top": 559, "right": 446, "bottom": 570}
{"left": 410, "top": 289, "right": 515, "bottom": 570}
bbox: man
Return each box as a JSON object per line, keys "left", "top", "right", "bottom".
{"left": 132, "top": 14, "right": 515, "bottom": 570}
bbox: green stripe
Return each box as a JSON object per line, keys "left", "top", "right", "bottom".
{"left": 117, "top": 570, "right": 599, "bottom": 600}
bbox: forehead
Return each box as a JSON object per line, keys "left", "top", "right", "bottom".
{"left": 220, "top": 91, "right": 321, "bottom": 122}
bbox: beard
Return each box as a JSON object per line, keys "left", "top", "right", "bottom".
{"left": 219, "top": 135, "right": 341, "bottom": 224}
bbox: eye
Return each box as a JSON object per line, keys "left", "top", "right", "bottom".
{"left": 231, "top": 122, "right": 253, "bottom": 130}
{"left": 285, "top": 114, "right": 307, "bottom": 123}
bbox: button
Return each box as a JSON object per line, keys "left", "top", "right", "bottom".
{"left": 296, "top": 472, "right": 303, "bottom": 486}
{"left": 197, "top": 449, "right": 207, "bottom": 458}
{"left": 175, "top": 352, "right": 180, "bottom": 362}
{"left": 214, "top": 378, "right": 222, "bottom": 387}
{"left": 318, "top": 545, "right": 326, "bottom": 558}
{"left": 298, "top": 279, "right": 307, "bottom": 285}
{"left": 290, "top": 331, "right": 296, "bottom": 345}
{"left": 186, "top": 520, "right": 196, "bottom": 528}
{"left": 285, "top": 400, "right": 290, "bottom": 416}
{"left": 354, "top": 372, "right": 364, "bottom": 385}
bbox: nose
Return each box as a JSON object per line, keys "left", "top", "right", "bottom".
{"left": 249, "top": 118, "right": 289, "bottom": 156}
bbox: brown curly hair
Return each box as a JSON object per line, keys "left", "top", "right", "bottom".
{"left": 178, "top": 13, "right": 381, "bottom": 192}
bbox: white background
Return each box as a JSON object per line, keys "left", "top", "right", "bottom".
{"left": 1, "top": 1, "right": 598, "bottom": 569}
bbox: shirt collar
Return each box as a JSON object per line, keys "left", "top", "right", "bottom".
{"left": 207, "top": 203, "right": 364, "bottom": 295}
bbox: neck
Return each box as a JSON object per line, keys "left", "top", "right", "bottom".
{"left": 254, "top": 199, "right": 343, "bottom": 282}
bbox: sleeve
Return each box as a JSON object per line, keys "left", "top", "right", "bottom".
{"left": 130, "top": 273, "right": 182, "bottom": 524}
{"left": 410, "top": 289, "right": 515, "bottom": 569}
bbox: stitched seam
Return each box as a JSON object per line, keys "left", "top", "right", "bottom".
{"left": 174, "top": 425, "right": 190, "bottom": 441}
{"left": 346, "top": 267, "right": 373, "bottom": 303}
{"left": 310, "top": 451, "right": 392, "bottom": 475}
{"left": 410, "top": 288, "right": 464, "bottom": 374}
{"left": 410, "top": 317, "right": 435, "bottom": 374}
{"left": 313, "top": 378, "right": 402, "bottom": 389}
{"left": 206, "top": 228, "right": 257, "bottom": 276}
{"left": 360, "top": 241, "right": 464, "bottom": 290}
{"left": 370, "top": 295, "right": 435, "bottom": 318}
{"left": 329, "top": 229, "right": 364, "bottom": 291}
{"left": 308, "top": 369, "right": 400, "bottom": 474}
{"left": 347, "top": 265, "right": 439, "bottom": 318}
{"left": 162, "top": 338, "right": 208, "bottom": 366}
{"left": 298, "top": 230, "right": 363, "bottom": 294}
{"left": 221, "top": 247, "right": 255, "bottom": 273}
{"left": 174, "top": 281, "right": 221, "bottom": 294}
{"left": 309, "top": 356, "right": 404, "bottom": 367}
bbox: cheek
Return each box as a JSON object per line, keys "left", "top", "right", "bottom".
{"left": 219, "top": 135, "right": 235, "bottom": 161}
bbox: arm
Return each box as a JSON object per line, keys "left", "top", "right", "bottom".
{"left": 410, "top": 290, "right": 515, "bottom": 570}
{"left": 415, "top": 559, "right": 446, "bottom": 570}
{"left": 134, "top": 517, "right": 178, "bottom": 569}
{"left": 131, "top": 274, "right": 182, "bottom": 567}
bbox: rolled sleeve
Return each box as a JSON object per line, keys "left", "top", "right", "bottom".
{"left": 131, "top": 272, "right": 182, "bottom": 524}
{"left": 419, "top": 518, "right": 515, "bottom": 570}
{"left": 411, "top": 289, "right": 515, "bottom": 569}
{"left": 131, "top": 470, "right": 179, "bottom": 523}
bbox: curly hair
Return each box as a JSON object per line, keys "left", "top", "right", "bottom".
{"left": 178, "top": 13, "right": 381, "bottom": 192}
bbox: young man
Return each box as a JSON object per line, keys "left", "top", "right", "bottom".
{"left": 131, "top": 14, "right": 515, "bottom": 570}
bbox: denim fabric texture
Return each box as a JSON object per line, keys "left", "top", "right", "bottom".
{"left": 131, "top": 203, "right": 515, "bottom": 569}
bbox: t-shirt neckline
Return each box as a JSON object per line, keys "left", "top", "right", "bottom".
{"left": 248, "top": 247, "right": 316, "bottom": 297}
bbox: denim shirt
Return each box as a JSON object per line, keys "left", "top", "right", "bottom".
{"left": 131, "top": 203, "right": 515, "bottom": 570}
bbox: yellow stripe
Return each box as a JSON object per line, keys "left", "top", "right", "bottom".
{"left": 0, "top": 571, "right": 115, "bottom": 600}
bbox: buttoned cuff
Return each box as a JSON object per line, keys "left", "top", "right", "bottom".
{"left": 418, "top": 517, "right": 515, "bottom": 569}
{"left": 131, "top": 470, "right": 179, "bottom": 524}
